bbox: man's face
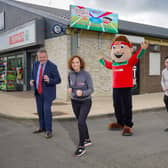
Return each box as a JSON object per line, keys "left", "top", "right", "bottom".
{"left": 111, "top": 41, "right": 133, "bottom": 63}
{"left": 37, "top": 52, "right": 48, "bottom": 64}
{"left": 165, "top": 59, "right": 168, "bottom": 69}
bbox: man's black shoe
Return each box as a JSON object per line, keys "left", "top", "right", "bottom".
{"left": 45, "top": 132, "right": 52, "bottom": 139}
{"left": 33, "top": 129, "right": 45, "bottom": 134}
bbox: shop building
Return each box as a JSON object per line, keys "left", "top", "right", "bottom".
{"left": 0, "top": 0, "right": 168, "bottom": 101}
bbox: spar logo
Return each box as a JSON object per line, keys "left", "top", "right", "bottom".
{"left": 9, "top": 30, "right": 29, "bottom": 45}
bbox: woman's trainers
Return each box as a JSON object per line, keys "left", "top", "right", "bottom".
{"left": 74, "top": 147, "right": 86, "bottom": 157}
{"left": 84, "top": 139, "right": 92, "bottom": 147}
{"left": 122, "top": 126, "right": 133, "bottom": 136}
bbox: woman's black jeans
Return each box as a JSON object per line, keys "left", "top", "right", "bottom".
{"left": 71, "top": 99, "right": 92, "bottom": 147}
{"left": 164, "top": 95, "right": 168, "bottom": 112}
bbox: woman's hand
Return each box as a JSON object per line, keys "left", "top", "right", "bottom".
{"left": 68, "top": 88, "right": 72, "bottom": 94}
{"left": 76, "top": 90, "right": 83, "bottom": 97}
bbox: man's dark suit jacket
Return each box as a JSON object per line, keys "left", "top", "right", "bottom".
{"left": 31, "top": 60, "right": 61, "bottom": 101}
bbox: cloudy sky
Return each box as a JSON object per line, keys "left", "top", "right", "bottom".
{"left": 17, "top": 0, "right": 168, "bottom": 28}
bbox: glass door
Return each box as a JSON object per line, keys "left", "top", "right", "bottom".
{"left": 26, "top": 51, "right": 37, "bottom": 91}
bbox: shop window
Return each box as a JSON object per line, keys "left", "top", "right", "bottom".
{"left": 149, "top": 52, "right": 160, "bottom": 76}
{"left": 0, "top": 54, "right": 24, "bottom": 91}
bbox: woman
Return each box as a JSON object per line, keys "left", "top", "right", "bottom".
{"left": 68, "top": 56, "right": 94, "bottom": 157}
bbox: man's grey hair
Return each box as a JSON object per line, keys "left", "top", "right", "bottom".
{"left": 37, "top": 48, "right": 48, "bottom": 55}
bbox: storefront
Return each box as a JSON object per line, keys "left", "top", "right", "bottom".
{"left": 0, "top": 19, "right": 44, "bottom": 91}
{"left": 1, "top": 0, "right": 168, "bottom": 101}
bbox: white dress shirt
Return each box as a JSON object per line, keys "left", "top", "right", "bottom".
{"left": 161, "top": 68, "right": 168, "bottom": 96}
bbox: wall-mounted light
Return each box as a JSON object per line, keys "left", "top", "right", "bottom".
{"left": 52, "top": 24, "right": 62, "bottom": 34}
{"left": 150, "top": 45, "right": 160, "bottom": 52}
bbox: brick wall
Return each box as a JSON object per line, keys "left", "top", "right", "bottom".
{"left": 76, "top": 31, "right": 115, "bottom": 97}
{"left": 44, "top": 35, "right": 71, "bottom": 101}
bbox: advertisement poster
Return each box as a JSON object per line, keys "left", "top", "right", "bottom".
{"left": 70, "top": 5, "right": 118, "bottom": 33}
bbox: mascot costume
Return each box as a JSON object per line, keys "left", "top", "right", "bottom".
{"left": 99, "top": 35, "right": 148, "bottom": 136}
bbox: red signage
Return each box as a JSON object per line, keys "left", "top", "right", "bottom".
{"left": 9, "top": 32, "right": 25, "bottom": 45}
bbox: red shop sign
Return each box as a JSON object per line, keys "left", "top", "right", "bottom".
{"left": 9, "top": 31, "right": 25, "bottom": 45}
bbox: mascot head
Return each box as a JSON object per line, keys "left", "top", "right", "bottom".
{"left": 111, "top": 35, "right": 133, "bottom": 63}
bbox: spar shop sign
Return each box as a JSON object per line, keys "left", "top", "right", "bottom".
{"left": 0, "top": 20, "right": 44, "bottom": 52}
{"left": 9, "top": 31, "right": 29, "bottom": 45}
{"left": 70, "top": 5, "right": 118, "bottom": 33}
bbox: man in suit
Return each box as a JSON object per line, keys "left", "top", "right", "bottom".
{"left": 30, "top": 48, "right": 61, "bottom": 138}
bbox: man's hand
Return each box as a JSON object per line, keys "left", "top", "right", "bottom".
{"left": 30, "top": 80, "right": 34, "bottom": 87}
{"left": 76, "top": 90, "right": 83, "bottom": 97}
{"left": 141, "top": 40, "right": 149, "bottom": 49}
{"left": 44, "top": 75, "right": 50, "bottom": 83}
